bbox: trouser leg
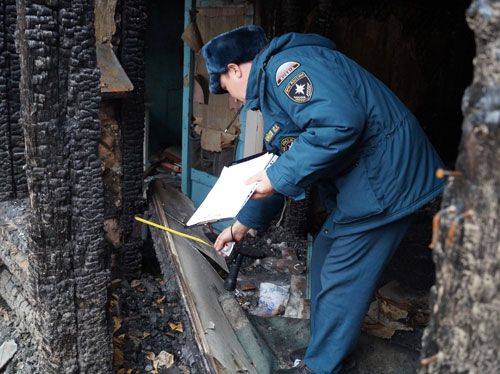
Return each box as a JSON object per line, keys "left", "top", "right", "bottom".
{"left": 304, "top": 217, "right": 412, "bottom": 374}
{"left": 309, "top": 233, "right": 334, "bottom": 341}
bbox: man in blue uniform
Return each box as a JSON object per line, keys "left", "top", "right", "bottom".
{"left": 202, "top": 26, "right": 445, "bottom": 373}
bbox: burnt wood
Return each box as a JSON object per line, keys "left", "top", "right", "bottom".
{"left": 421, "top": 1, "right": 500, "bottom": 372}
{"left": 118, "top": 0, "right": 147, "bottom": 279}
{"left": 0, "top": 0, "right": 26, "bottom": 202}
{"left": 16, "top": 1, "right": 111, "bottom": 372}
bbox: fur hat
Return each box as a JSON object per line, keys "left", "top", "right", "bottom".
{"left": 202, "top": 26, "right": 268, "bottom": 94}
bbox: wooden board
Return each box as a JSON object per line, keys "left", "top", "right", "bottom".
{"left": 96, "top": 43, "right": 134, "bottom": 94}
{"left": 148, "top": 182, "right": 228, "bottom": 272}
{"left": 150, "top": 180, "right": 259, "bottom": 373}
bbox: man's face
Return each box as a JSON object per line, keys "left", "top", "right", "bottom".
{"left": 219, "top": 62, "right": 252, "bottom": 103}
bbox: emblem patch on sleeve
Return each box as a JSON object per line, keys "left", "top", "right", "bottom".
{"left": 280, "top": 136, "right": 296, "bottom": 152}
{"left": 275, "top": 61, "right": 300, "bottom": 86}
{"left": 284, "top": 72, "right": 313, "bottom": 103}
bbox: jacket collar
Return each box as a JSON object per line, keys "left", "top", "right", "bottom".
{"left": 244, "top": 44, "right": 271, "bottom": 111}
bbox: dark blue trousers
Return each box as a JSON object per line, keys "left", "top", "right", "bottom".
{"left": 304, "top": 216, "right": 413, "bottom": 374}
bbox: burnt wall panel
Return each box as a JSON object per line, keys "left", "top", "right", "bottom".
{"left": 119, "top": 0, "right": 146, "bottom": 279}
{"left": 17, "top": 0, "right": 111, "bottom": 372}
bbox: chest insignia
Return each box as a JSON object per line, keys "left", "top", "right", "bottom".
{"left": 280, "top": 136, "right": 296, "bottom": 152}
{"left": 284, "top": 72, "right": 313, "bottom": 103}
{"left": 265, "top": 123, "right": 281, "bottom": 142}
{"left": 275, "top": 61, "right": 301, "bottom": 86}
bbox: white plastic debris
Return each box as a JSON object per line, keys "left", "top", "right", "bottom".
{"left": 0, "top": 340, "right": 17, "bottom": 370}
{"left": 250, "top": 282, "right": 290, "bottom": 317}
{"left": 221, "top": 242, "right": 235, "bottom": 257}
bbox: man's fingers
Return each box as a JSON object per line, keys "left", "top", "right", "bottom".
{"left": 245, "top": 176, "right": 258, "bottom": 185}
{"left": 245, "top": 171, "right": 263, "bottom": 185}
{"left": 214, "top": 235, "right": 224, "bottom": 251}
{"left": 250, "top": 190, "right": 265, "bottom": 200}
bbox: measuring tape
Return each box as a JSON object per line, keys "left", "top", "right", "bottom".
{"left": 135, "top": 216, "right": 212, "bottom": 248}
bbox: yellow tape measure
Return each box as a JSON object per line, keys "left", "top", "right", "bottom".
{"left": 135, "top": 216, "right": 212, "bottom": 248}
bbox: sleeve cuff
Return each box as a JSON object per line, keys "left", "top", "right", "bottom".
{"left": 236, "top": 194, "right": 285, "bottom": 231}
{"left": 267, "top": 164, "right": 306, "bottom": 200}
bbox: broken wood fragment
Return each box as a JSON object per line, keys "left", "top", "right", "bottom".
{"left": 150, "top": 180, "right": 267, "bottom": 373}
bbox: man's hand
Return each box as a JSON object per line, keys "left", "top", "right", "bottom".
{"left": 246, "top": 170, "right": 275, "bottom": 199}
{"left": 214, "top": 220, "right": 249, "bottom": 254}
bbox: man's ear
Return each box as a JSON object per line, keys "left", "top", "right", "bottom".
{"left": 226, "top": 63, "right": 242, "bottom": 78}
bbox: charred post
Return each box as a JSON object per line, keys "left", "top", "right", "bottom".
{"left": 421, "top": 1, "right": 500, "bottom": 372}
{"left": 16, "top": 0, "right": 112, "bottom": 372}
{"left": 118, "top": 0, "right": 147, "bottom": 280}
{"left": 0, "top": 0, "right": 26, "bottom": 202}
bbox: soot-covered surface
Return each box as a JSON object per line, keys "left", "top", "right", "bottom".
{"left": 118, "top": 0, "right": 148, "bottom": 280}
{"left": 0, "top": 0, "right": 26, "bottom": 202}
{"left": 15, "top": 0, "right": 111, "bottom": 371}
{"left": 110, "top": 271, "right": 199, "bottom": 373}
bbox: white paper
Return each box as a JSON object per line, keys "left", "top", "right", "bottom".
{"left": 186, "top": 153, "right": 277, "bottom": 226}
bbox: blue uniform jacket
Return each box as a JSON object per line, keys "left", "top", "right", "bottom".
{"left": 237, "top": 33, "right": 445, "bottom": 238}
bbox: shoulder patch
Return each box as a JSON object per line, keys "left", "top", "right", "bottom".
{"left": 265, "top": 123, "right": 281, "bottom": 142}
{"left": 284, "top": 72, "right": 313, "bottom": 104}
{"left": 275, "top": 61, "right": 300, "bottom": 86}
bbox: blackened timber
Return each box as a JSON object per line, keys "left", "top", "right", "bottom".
{"left": 0, "top": 0, "right": 12, "bottom": 200}
{"left": 16, "top": 0, "right": 111, "bottom": 372}
{"left": 421, "top": 1, "right": 500, "bottom": 373}
{"left": 66, "top": 0, "right": 112, "bottom": 371}
{"left": 0, "top": 0, "right": 27, "bottom": 201}
{"left": 6, "top": 0, "right": 26, "bottom": 198}
{"left": 119, "top": 0, "right": 146, "bottom": 279}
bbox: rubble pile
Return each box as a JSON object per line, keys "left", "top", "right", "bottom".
{"left": 110, "top": 273, "right": 196, "bottom": 374}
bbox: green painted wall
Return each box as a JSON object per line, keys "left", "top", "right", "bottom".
{"left": 145, "top": 0, "right": 184, "bottom": 157}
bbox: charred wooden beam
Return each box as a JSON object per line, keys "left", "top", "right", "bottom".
{"left": 16, "top": 0, "right": 111, "bottom": 372}
{"left": 0, "top": 0, "right": 26, "bottom": 202}
{"left": 421, "top": 1, "right": 500, "bottom": 373}
{"left": 118, "top": 0, "right": 146, "bottom": 279}
{"left": 0, "top": 1, "right": 13, "bottom": 201}
{"left": 5, "top": 0, "right": 26, "bottom": 199}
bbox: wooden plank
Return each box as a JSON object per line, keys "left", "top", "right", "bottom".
{"left": 148, "top": 181, "right": 228, "bottom": 272}
{"left": 150, "top": 180, "right": 259, "bottom": 374}
{"left": 96, "top": 43, "right": 134, "bottom": 94}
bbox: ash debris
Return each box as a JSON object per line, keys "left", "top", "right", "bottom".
{"left": 110, "top": 257, "right": 202, "bottom": 374}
